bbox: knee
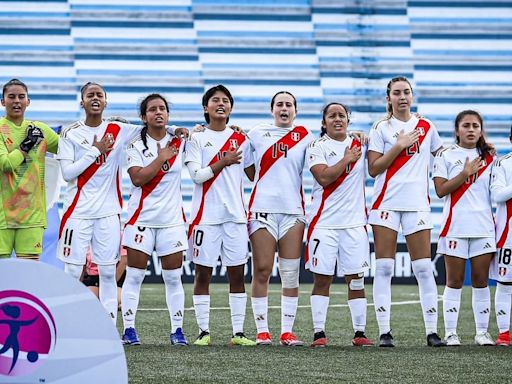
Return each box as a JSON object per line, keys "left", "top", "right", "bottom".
{"left": 471, "top": 273, "right": 489, "bottom": 288}
{"left": 279, "top": 258, "right": 300, "bottom": 289}
{"left": 162, "top": 268, "right": 183, "bottom": 290}
{"left": 375, "top": 259, "right": 394, "bottom": 278}
{"left": 99, "top": 264, "right": 116, "bottom": 282}
{"left": 411, "top": 258, "right": 433, "bottom": 279}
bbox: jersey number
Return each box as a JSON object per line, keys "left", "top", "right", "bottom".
{"left": 465, "top": 173, "right": 478, "bottom": 185}
{"left": 193, "top": 229, "right": 204, "bottom": 247}
{"left": 405, "top": 142, "right": 420, "bottom": 157}
{"left": 272, "top": 143, "right": 288, "bottom": 159}
{"left": 95, "top": 153, "right": 107, "bottom": 165}
{"left": 499, "top": 249, "right": 512, "bottom": 265}
{"left": 312, "top": 238, "right": 320, "bottom": 255}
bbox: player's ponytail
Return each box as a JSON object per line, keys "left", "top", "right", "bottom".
{"left": 454, "top": 110, "right": 493, "bottom": 160}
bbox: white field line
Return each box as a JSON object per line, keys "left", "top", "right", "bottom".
{"left": 138, "top": 295, "right": 442, "bottom": 311}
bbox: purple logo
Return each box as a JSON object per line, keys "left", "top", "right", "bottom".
{"left": 0, "top": 290, "right": 56, "bottom": 377}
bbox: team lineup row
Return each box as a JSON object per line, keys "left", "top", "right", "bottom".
{"left": 1, "top": 77, "right": 512, "bottom": 348}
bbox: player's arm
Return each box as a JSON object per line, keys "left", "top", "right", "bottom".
{"left": 128, "top": 142, "right": 177, "bottom": 187}
{"left": 491, "top": 161, "right": 512, "bottom": 203}
{"left": 310, "top": 146, "right": 361, "bottom": 187}
{"left": 41, "top": 124, "right": 60, "bottom": 154}
{"left": 0, "top": 138, "right": 24, "bottom": 172}
{"left": 433, "top": 156, "right": 483, "bottom": 198}
{"left": 368, "top": 129, "right": 420, "bottom": 177}
{"left": 244, "top": 165, "right": 255, "bottom": 181}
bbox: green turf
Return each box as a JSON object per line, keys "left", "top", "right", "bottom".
{"left": 121, "top": 284, "right": 510, "bottom": 383}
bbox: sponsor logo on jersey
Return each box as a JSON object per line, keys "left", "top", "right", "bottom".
{"left": 328, "top": 151, "right": 337, "bottom": 157}
{"left": 205, "top": 141, "right": 213, "bottom": 147}
{"left": 81, "top": 139, "right": 89, "bottom": 145}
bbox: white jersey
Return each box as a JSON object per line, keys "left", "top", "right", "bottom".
{"left": 432, "top": 145, "right": 495, "bottom": 238}
{"left": 184, "top": 127, "right": 253, "bottom": 228}
{"left": 57, "top": 120, "right": 139, "bottom": 220}
{"left": 491, "top": 152, "right": 512, "bottom": 248}
{"left": 125, "top": 132, "right": 185, "bottom": 228}
{"left": 247, "top": 123, "right": 314, "bottom": 215}
{"left": 368, "top": 116, "right": 443, "bottom": 211}
{"left": 306, "top": 135, "right": 367, "bottom": 229}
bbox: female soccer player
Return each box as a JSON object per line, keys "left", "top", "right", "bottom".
{"left": 120, "top": 94, "right": 188, "bottom": 346}
{"left": 367, "top": 76, "right": 445, "bottom": 347}
{"left": 248, "top": 91, "right": 314, "bottom": 346}
{"left": 490, "top": 125, "right": 512, "bottom": 347}
{"left": 0, "top": 78, "right": 59, "bottom": 260}
{"left": 306, "top": 103, "right": 373, "bottom": 347}
{"left": 185, "top": 85, "right": 255, "bottom": 346}
{"left": 57, "top": 82, "right": 187, "bottom": 325}
{"left": 434, "top": 110, "right": 495, "bottom": 346}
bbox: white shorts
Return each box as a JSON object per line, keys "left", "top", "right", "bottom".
{"left": 437, "top": 236, "right": 496, "bottom": 259}
{"left": 306, "top": 226, "right": 370, "bottom": 276}
{"left": 490, "top": 247, "right": 512, "bottom": 282}
{"left": 123, "top": 224, "right": 188, "bottom": 257}
{"left": 248, "top": 212, "right": 306, "bottom": 241}
{"left": 186, "top": 222, "right": 249, "bottom": 268}
{"left": 58, "top": 215, "right": 121, "bottom": 266}
{"left": 368, "top": 209, "right": 432, "bottom": 236}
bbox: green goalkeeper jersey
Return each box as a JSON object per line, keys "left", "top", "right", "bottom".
{"left": 0, "top": 117, "right": 59, "bottom": 228}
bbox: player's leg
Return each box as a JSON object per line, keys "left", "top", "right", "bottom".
{"left": 277, "top": 215, "right": 305, "bottom": 346}
{"left": 249, "top": 214, "right": 278, "bottom": 344}
{"left": 59, "top": 218, "right": 92, "bottom": 280}
{"left": 158, "top": 225, "right": 188, "bottom": 346}
{"left": 492, "top": 247, "right": 512, "bottom": 346}
{"left": 13, "top": 227, "right": 45, "bottom": 260}
{"left": 0, "top": 229, "right": 15, "bottom": 259}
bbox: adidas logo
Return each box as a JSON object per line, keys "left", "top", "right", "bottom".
{"left": 82, "top": 139, "right": 89, "bottom": 145}
{"left": 110, "top": 312, "right": 115, "bottom": 319}
{"left": 205, "top": 141, "right": 213, "bottom": 147}
{"left": 417, "top": 219, "right": 426, "bottom": 226}
{"left": 376, "top": 306, "right": 386, "bottom": 313}
{"left": 175, "top": 241, "right": 183, "bottom": 247}
{"left": 124, "top": 309, "right": 134, "bottom": 317}
{"left": 393, "top": 132, "right": 399, "bottom": 138}
{"left": 454, "top": 159, "right": 463, "bottom": 166}
{"left": 256, "top": 315, "right": 265, "bottom": 321}
{"left": 497, "top": 310, "right": 507, "bottom": 316}
{"left": 446, "top": 307, "right": 458, "bottom": 313}
{"left": 35, "top": 242, "right": 42, "bottom": 249}
{"left": 284, "top": 314, "right": 295, "bottom": 318}
{"left": 328, "top": 151, "right": 337, "bottom": 157}
{"left": 174, "top": 310, "right": 183, "bottom": 317}
{"left": 480, "top": 308, "right": 490, "bottom": 314}
{"left": 362, "top": 261, "right": 369, "bottom": 268}
{"left": 484, "top": 243, "right": 492, "bottom": 249}
{"left": 426, "top": 307, "right": 437, "bottom": 314}
{"left": 263, "top": 132, "right": 271, "bottom": 137}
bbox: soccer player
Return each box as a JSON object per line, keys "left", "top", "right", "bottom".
{"left": 490, "top": 125, "right": 512, "bottom": 346}
{"left": 248, "top": 91, "right": 314, "bottom": 346}
{"left": 434, "top": 110, "right": 496, "bottom": 346}
{"left": 120, "top": 94, "right": 188, "bottom": 346}
{"left": 0, "top": 78, "right": 59, "bottom": 260}
{"left": 306, "top": 103, "right": 374, "bottom": 347}
{"left": 57, "top": 82, "right": 186, "bottom": 325}
{"left": 367, "top": 76, "right": 445, "bottom": 347}
{"left": 185, "top": 85, "right": 256, "bottom": 346}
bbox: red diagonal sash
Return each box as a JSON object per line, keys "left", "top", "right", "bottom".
{"left": 126, "top": 137, "right": 182, "bottom": 226}
{"left": 188, "top": 132, "right": 246, "bottom": 238}
{"left": 372, "top": 119, "right": 431, "bottom": 210}
{"left": 248, "top": 126, "right": 309, "bottom": 214}
{"left": 59, "top": 123, "right": 121, "bottom": 238}
{"left": 440, "top": 153, "right": 494, "bottom": 237}
{"left": 305, "top": 139, "right": 361, "bottom": 264}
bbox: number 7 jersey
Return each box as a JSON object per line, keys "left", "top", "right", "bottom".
{"left": 247, "top": 123, "right": 314, "bottom": 215}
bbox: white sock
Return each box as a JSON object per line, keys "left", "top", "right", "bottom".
{"left": 373, "top": 258, "right": 394, "bottom": 335}
{"left": 443, "top": 286, "right": 462, "bottom": 335}
{"left": 495, "top": 283, "right": 512, "bottom": 333}
{"left": 193, "top": 295, "right": 210, "bottom": 334}
{"left": 64, "top": 263, "right": 83, "bottom": 280}
{"left": 252, "top": 296, "right": 269, "bottom": 333}
{"left": 472, "top": 286, "right": 491, "bottom": 334}
{"left": 412, "top": 258, "right": 439, "bottom": 335}
{"left": 229, "top": 292, "right": 247, "bottom": 335}
{"left": 281, "top": 295, "right": 299, "bottom": 334}
{"left": 98, "top": 264, "right": 118, "bottom": 325}
{"left": 311, "top": 295, "right": 329, "bottom": 333}
{"left": 121, "top": 266, "right": 146, "bottom": 329}
{"left": 348, "top": 298, "right": 367, "bottom": 333}
{"left": 162, "top": 268, "right": 185, "bottom": 333}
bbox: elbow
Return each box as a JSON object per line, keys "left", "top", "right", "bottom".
{"left": 130, "top": 176, "right": 145, "bottom": 187}
{"left": 435, "top": 189, "right": 447, "bottom": 198}
{"left": 368, "top": 168, "right": 378, "bottom": 178}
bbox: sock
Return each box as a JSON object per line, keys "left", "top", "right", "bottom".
{"left": 281, "top": 295, "right": 299, "bottom": 334}
{"left": 373, "top": 258, "right": 394, "bottom": 335}
{"left": 412, "top": 258, "right": 439, "bottom": 335}
{"left": 64, "top": 263, "right": 83, "bottom": 280}
{"left": 443, "top": 286, "right": 462, "bottom": 335}
{"left": 473, "top": 286, "right": 491, "bottom": 334}
{"left": 229, "top": 292, "right": 247, "bottom": 335}
{"left": 348, "top": 298, "right": 367, "bottom": 333}
{"left": 121, "top": 266, "right": 146, "bottom": 329}
{"left": 495, "top": 283, "right": 512, "bottom": 333}
{"left": 193, "top": 295, "right": 210, "bottom": 334}
{"left": 162, "top": 268, "right": 185, "bottom": 333}
{"left": 98, "top": 264, "right": 118, "bottom": 325}
{"left": 252, "top": 296, "right": 269, "bottom": 334}
{"left": 311, "top": 295, "right": 329, "bottom": 333}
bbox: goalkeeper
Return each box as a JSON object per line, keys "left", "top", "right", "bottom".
{"left": 0, "top": 79, "right": 59, "bottom": 259}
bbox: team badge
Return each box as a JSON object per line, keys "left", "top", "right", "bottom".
{"left": 417, "top": 127, "right": 425, "bottom": 136}
{"left": 380, "top": 211, "right": 389, "bottom": 220}
{"left": 135, "top": 234, "right": 144, "bottom": 244}
{"left": 312, "top": 257, "right": 318, "bottom": 267}
{"left": 291, "top": 132, "right": 300, "bottom": 142}
{"left": 229, "top": 139, "right": 239, "bottom": 149}
{"left": 448, "top": 240, "right": 457, "bottom": 249}
{"left": 63, "top": 247, "right": 71, "bottom": 257}
{"left": 499, "top": 267, "right": 507, "bottom": 277}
